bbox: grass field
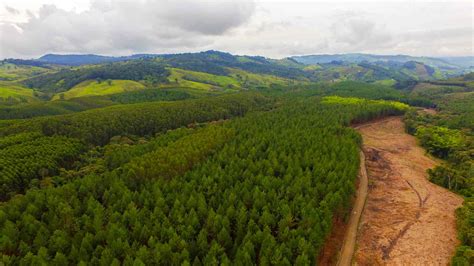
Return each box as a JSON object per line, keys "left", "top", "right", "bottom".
{"left": 167, "top": 68, "right": 241, "bottom": 91}
{"left": 0, "top": 81, "right": 39, "bottom": 103}
{"left": 373, "top": 79, "right": 397, "bottom": 86}
{"left": 52, "top": 79, "right": 145, "bottom": 100}
{"left": 0, "top": 63, "right": 51, "bottom": 81}
{"left": 227, "top": 68, "right": 294, "bottom": 88}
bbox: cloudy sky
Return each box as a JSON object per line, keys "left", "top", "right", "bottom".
{"left": 0, "top": 0, "right": 472, "bottom": 59}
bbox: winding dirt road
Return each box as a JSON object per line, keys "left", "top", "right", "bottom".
{"left": 349, "top": 116, "right": 463, "bottom": 265}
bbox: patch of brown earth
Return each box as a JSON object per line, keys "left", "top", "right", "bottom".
{"left": 318, "top": 215, "right": 349, "bottom": 266}
{"left": 419, "top": 108, "right": 438, "bottom": 115}
{"left": 354, "top": 117, "right": 463, "bottom": 265}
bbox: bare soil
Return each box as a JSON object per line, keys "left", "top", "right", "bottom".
{"left": 319, "top": 215, "right": 349, "bottom": 266}
{"left": 354, "top": 116, "right": 463, "bottom": 265}
{"left": 419, "top": 108, "right": 438, "bottom": 115}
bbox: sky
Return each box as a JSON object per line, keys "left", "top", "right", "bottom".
{"left": 0, "top": 0, "right": 472, "bottom": 59}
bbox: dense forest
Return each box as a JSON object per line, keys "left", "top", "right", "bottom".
{"left": 0, "top": 93, "right": 407, "bottom": 264}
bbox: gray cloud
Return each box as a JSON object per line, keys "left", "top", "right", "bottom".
{"left": 331, "top": 13, "right": 393, "bottom": 49}
{"left": 0, "top": 0, "right": 255, "bottom": 58}
{"left": 4, "top": 6, "right": 19, "bottom": 15}
{"left": 0, "top": 1, "right": 471, "bottom": 58}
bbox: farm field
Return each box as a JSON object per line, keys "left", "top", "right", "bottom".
{"left": 52, "top": 80, "right": 145, "bottom": 100}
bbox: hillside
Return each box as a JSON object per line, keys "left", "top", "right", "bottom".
{"left": 32, "top": 51, "right": 467, "bottom": 84}
{"left": 0, "top": 81, "right": 40, "bottom": 104}
{"left": 52, "top": 80, "right": 146, "bottom": 100}
{"left": 291, "top": 53, "right": 473, "bottom": 70}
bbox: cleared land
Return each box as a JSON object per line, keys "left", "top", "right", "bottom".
{"left": 52, "top": 79, "right": 145, "bottom": 100}
{"left": 167, "top": 68, "right": 240, "bottom": 91}
{"left": 354, "top": 117, "right": 463, "bottom": 265}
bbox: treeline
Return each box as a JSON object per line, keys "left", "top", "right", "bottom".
{"left": 0, "top": 96, "right": 407, "bottom": 264}
{"left": 0, "top": 93, "right": 271, "bottom": 145}
{"left": 0, "top": 89, "right": 194, "bottom": 120}
{"left": 22, "top": 60, "right": 170, "bottom": 93}
{"left": 405, "top": 110, "right": 472, "bottom": 195}
{"left": 109, "top": 89, "right": 192, "bottom": 104}
{"left": 2, "top": 59, "right": 51, "bottom": 68}
{"left": 276, "top": 81, "right": 434, "bottom": 107}
{"left": 0, "top": 97, "right": 113, "bottom": 120}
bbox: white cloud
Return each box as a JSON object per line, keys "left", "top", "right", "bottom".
{"left": 0, "top": 0, "right": 472, "bottom": 58}
{"left": 330, "top": 13, "right": 392, "bottom": 49}
{"left": 0, "top": 0, "right": 256, "bottom": 58}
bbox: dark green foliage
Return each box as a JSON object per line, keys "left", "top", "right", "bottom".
{"left": 159, "top": 51, "right": 310, "bottom": 79}
{"left": 452, "top": 201, "right": 474, "bottom": 266}
{"left": 327, "top": 81, "right": 404, "bottom": 100}
{"left": 109, "top": 89, "right": 192, "bottom": 104}
{"left": 104, "top": 127, "right": 194, "bottom": 170}
{"left": 0, "top": 132, "right": 84, "bottom": 200}
{"left": 0, "top": 96, "right": 406, "bottom": 264}
{"left": 405, "top": 110, "right": 473, "bottom": 196}
{"left": 0, "top": 93, "right": 271, "bottom": 145}
{"left": 358, "top": 61, "right": 416, "bottom": 82}
{"left": 22, "top": 60, "right": 169, "bottom": 93}
{"left": 3, "top": 59, "right": 52, "bottom": 68}
{"left": 124, "top": 125, "right": 234, "bottom": 182}
{"left": 274, "top": 81, "right": 433, "bottom": 107}
{"left": 0, "top": 97, "right": 114, "bottom": 120}
{"left": 436, "top": 92, "right": 474, "bottom": 131}
{"left": 415, "top": 126, "right": 464, "bottom": 158}
{"left": 0, "top": 89, "right": 196, "bottom": 120}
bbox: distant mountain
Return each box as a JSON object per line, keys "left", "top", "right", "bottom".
{"left": 25, "top": 50, "right": 469, "bottom": 90}
{"left": 438, "top": 57, "right": 474, "bottom": 68}
{"left": 37, "top": 54, "right": 158, "bottom": 66}
{"left": 35, "top": 50, "right": 311, "bottom": 81}
{"left": 291, "top": 53, "right": 473, "bottom": 70}
{"left": 38, "top": 54, "right": 129, "bottom": 66}
{"left": 37, "top": 51, "right": 473, "bottom": 72}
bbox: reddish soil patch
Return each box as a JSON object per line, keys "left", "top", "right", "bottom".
{"left": 318, "top": 215, "right": 349, "bottom": 266}
{"left": 354, "top": 117, "right": 463, "bottom": 265}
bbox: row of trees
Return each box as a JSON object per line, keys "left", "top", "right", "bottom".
{"left": 0, "top": 132, "right": 84, "bottom": 200}
{"left": 0, "top": 89, "right": 193, "bottom": 120}
{"left": 0, "top": 93, "right": 271, "bottom": 145}
{"left": 109, "top": 89, "right": 192, "bottom": 104}
{"left": 0, "top": 96, "right": 407, "bottom": 264}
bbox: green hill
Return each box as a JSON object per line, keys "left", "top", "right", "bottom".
{"left": 0, "top": 81, "right": 39, "bottom": 104}
{"left": 52, "top": 79, "right": 145, "bottom": 100}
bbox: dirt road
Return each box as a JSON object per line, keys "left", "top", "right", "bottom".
{"left": 337, "top": 151, "right": 368, "bottom": 266}
{"left": 352, "top": 116, "right": 463, "bottom": 265}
